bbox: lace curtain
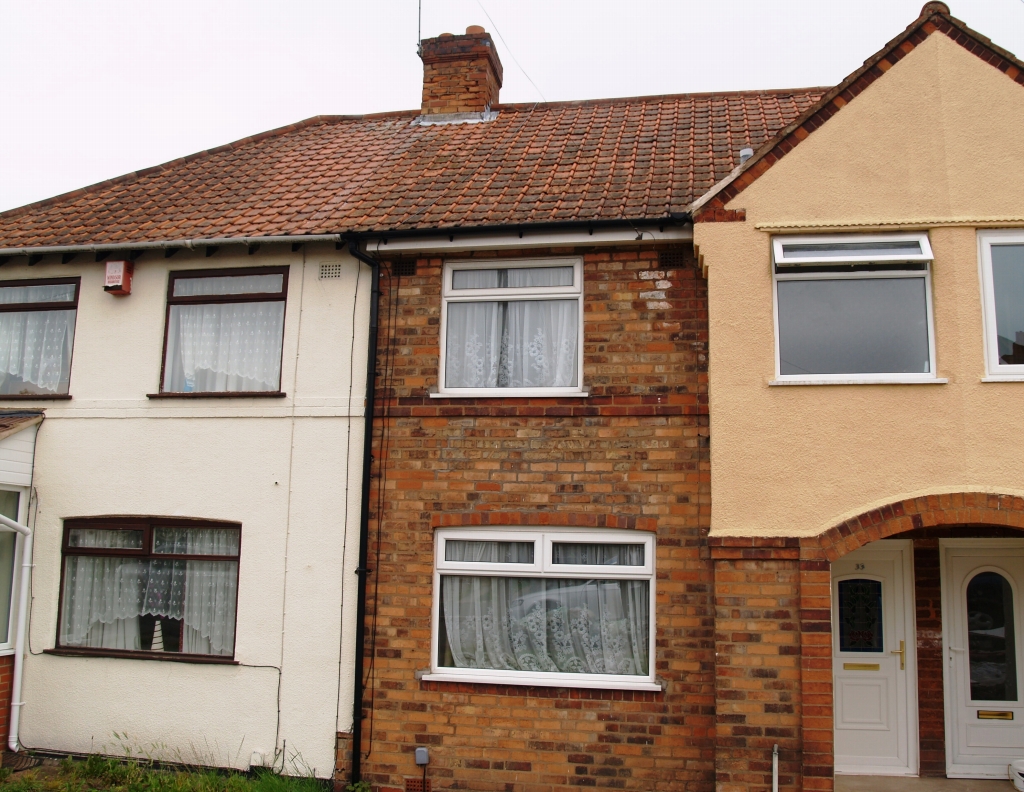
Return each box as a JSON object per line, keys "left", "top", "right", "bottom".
{"left": 163, "top": 274, "right": 285, "bottom": 393}
{"left": 446, "top": 268, "right": 578, "bottom": 389}
{"left": 60, "top": 529, "right": 239, "bottom": 656}
{"left": 0, "top": 310, "right": 76, "bottom": 394}
{"left": 441, "top": 539, "right": 648, "bottom": 677}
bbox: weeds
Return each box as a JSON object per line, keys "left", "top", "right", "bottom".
{"left": 0, "top": 756, "right": 330, "bottom": 792}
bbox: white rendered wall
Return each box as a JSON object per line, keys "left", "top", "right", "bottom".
{"left": 5, "top": 244, "right": 369, "bottom": 776}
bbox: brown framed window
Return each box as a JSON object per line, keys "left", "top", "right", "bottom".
{"left": 0, "top": 277, "right": 80, "bottom": 396}
{"left": 56, "top": 518, "right": 241, "bottom": 660}
{"left": 159, "top": 267, "right": 288, "bottom": 394}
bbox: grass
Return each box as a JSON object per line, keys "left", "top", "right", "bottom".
{"left": 0, "top": 756, "right": 332, "bottom": 792}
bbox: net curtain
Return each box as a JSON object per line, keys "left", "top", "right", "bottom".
{"left": 163, "top": 275, "right": 284, "bottom": 393}
{"left": 60, "top": 529, "right": 238, "bottom": 656}
{"left": 441, "top": 542, "right": 649, "bottom": 676}
{"left": 445, "top": 268, "right": 578, "bottom": 389}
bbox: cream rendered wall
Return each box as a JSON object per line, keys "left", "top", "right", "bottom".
{"left": 2, "top": 243, "right": 369, "bottom": 776}
{"left": 696, "top": 31, "right": 1024, "bottom": 538}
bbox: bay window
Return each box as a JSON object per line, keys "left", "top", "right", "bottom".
{"left": 0, "top": 278, "right": 79, "bottom": 396}
{"left": 428, "top": 529, "right": 657, "bottom": 690}
{"left": 438, "top": 259, "right": 584, "bottom": 397}
{"left": 771, "top": 233, "right": 937, "bottom": 383}
{"left": 56, "top": 518, "right": 240, "bottom": 660}
{"left": 159, "top": 267, "right": 288, "bottom": 394}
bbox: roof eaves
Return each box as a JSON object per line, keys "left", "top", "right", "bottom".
{"left": 690, "top": 2, "right": 1024, "bottom": 219}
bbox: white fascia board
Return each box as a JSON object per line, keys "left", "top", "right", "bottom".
{"left": 368, "top": 225, "right": 693, "bottom": 254}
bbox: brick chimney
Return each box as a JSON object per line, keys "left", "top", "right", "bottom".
{"left": 419, "top": 25, "right": 504, "bottom": 116}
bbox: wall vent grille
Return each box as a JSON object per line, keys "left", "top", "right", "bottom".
{"left": 405, "top": 780, "right": 430, "bottom": 792}
{"left": 658, "top": 250, "right": 687, "bottom": 270}
{"left": 392, "top": 260, "right": 417, "bottom": 278}
{"left": 319, "top": 263, "right": 344, "bottom": 280}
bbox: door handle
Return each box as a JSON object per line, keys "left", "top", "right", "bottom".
{"left": 891, "top": 639, "right": 906, "bottom": 670}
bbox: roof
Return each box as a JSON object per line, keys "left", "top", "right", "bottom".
{"left": 692, "top": 2, "right": 1024, "bottom": 221}
{"left": 0, "top": 89, "right": 824, "bottom": 250}
{"left": 0, "top": 412, "right": 43, "bottom": 443}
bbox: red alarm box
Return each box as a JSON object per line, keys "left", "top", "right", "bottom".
{"left": 104, "top": 260, "right": 134, "bottom": 295}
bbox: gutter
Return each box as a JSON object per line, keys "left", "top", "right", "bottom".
{"left": 0, "top": 234, "right": 344, "bottom": 258}
{"left": 345, "top": 241, "right": 381, "bottom": 786}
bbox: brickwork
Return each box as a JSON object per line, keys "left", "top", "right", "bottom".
{"left": 912, "top": 540, "right": 945, "bottom": 776}
{"left": 419, "top": 29, "right": 503, "bottom": 115}
{"left": 353, "top": 245, "right": 711, "bottom": 792}
{"left": 0, "top": 654, "right": 13, "bottom": 744}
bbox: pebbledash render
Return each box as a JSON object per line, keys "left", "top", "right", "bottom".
{"left": 1, "top": 3, "right": 1024, "bottom": 791}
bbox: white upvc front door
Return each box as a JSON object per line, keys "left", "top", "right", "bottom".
{"left": 943, "top": 540, "right": 1024, "bottom": 778}
{"left": 833, "top": 540, "right": 919, "bottom": 776}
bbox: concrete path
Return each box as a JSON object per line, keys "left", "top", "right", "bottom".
{"left": 836, "top": 776, "right": 1014, "bottom": 791}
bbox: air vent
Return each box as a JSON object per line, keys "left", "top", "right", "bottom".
{"left": 658, "top": 250, "right": 687, "bottom": 270}
{"left": 392, "top": 260, "right": 417, "bottom": 278}
{"left": 319, "top": 263, "right": 344, "bottom": 280}
{"left": 405, "top": 779, "right": 430, "bottom": 792}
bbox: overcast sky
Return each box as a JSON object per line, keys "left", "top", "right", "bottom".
{"left": 2, "top": 0, "right": 1023, "bottom": 213}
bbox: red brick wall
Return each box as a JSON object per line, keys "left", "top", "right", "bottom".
{"left": 912, "top": 540, "right": 945, "bottom": 776}
{"left": 353, "top": 245, "right": 712, "bottom": 792}
{"left": 0, "top": 653, "right": 13, "bottom": 744}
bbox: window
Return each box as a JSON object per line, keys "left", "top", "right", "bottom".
{"left": 428, "top": 529, "right": 657, "bottom": 690}
{"left": 0, "top": 487, "right": 26, "bottom": 652}
{"left": 439, "top": 259, "right": 584, "bottom": 397}
{"left": 160, "top": 267, "right": 288, "bottom": 394}
{"left": 0, "top": 278, "right": 79, "bottom": 396}
{"left": 772, "top": 233, "right": 936, "bottom": 382}
{"left": 56, "top": 518, "right": 240, "bottom": 660}
{"left": 978, "top": 231, "right": 1024, "bottom": 379}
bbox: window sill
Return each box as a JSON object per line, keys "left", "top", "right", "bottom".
{"left": 45, "top": 647, "right": 238, "bottom": 664}
{"left": 419, "top": 670, "right": 662, "bottom": 691}
{"left": 146, "top": 391, "right": 287, "bottom": 399}
{"left": 981, "top": 376, "right": 1024, "bottom": 382}
{"left": 769, "top": 378, "right": 948, "bottom": 386}
{"left": 0, "top": 393, "right": 72, "bottom": 400}
{"left": 429, "top": 387, "right": 590, "bottom": 399}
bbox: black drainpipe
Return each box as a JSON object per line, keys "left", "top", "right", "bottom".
{"left": 347, "top": 240, "right": 381, "bottom": 786}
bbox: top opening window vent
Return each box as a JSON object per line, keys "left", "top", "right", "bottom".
{"left": 773, "top": 233, "right": 933, "bottom": 267}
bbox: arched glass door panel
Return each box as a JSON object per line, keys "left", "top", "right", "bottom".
{"left": 966, "top": 571, "right": 1018, "bottom": 702}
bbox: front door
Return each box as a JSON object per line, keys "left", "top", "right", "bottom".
{"left": 833, "top": 540, "right": 918, "bottom": 775}
{"left": 943, "top": 540, "right": 1024, "bottom": 777}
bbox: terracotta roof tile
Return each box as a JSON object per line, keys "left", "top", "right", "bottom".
{"left": 0, "top": 89, "right": 824, "bottom": 248}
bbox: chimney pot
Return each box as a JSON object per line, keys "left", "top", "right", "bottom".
{"left": 419, "top": 25, "right": 504, "bottom": 116}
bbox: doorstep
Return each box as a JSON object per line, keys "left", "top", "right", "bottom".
{"left": 835, "top": 776, "right": 1013, "bottom": 791}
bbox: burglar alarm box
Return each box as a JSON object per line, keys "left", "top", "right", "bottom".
{"left": 104, "top": 260, "right": 134, "bottom": 295}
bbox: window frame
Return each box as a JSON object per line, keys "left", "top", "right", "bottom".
{"left": 437, "top": 258, "right": 586, "bottom": 398}
{"left": 978, "top": 229, "right": 1024, "bottom": 380}
{"left": 427, "top": 528, "right": 658, "bottom": 691}
{"left": 52, "top": 516, "right": 242, "bottom": 664}
{"left": 0, "top": 485, "right": 29, "bottom": 655}
{"left": 771, "top": 234, "right": 939, "bottom": 384}
{"left": 0, "top": 277, "right": 81, "bottom": 399}
{"left": 156, "top": 266, "right": 290, "bottom": 397}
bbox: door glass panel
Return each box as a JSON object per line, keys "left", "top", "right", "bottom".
{"left": 0, "top": 490, "right": 19, "bottom": 644}
{"left": 838, "top": 578, "right": 883, "bottom": 652}
{"left": 967, "top": 571, "right": 1018, "bottom": 701}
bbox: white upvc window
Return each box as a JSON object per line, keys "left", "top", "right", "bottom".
{"left": 978, "top": 230, "right": 1024, "bottom": 380}
{"left": 437, "top": 258, "right": 585, "bottom": 397}
{"left": 427, "top": 528, "right": 658, "bottom": 691}
{"left": 771, "top": 233, "right": 939, "bottom": 384}
{"left": 0, "top": 485, "right": 28, "bottom": 655}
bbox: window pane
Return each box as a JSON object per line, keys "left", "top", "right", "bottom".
{"left": 967, "top": 571, "right": 1018, "bottom": 701}
{"left": 439, "top": 576, "right": 649, "bottom": 675}
{"left": 445, "top": 540, "right": 534, "bottom": 563}
{"left": 838, "top": 578, "right": 883, "bottom": 653}
{"left": 780, "top": 241, "right": 922, "bottom": 260}
{"left": 0, "top": 309, "right": 76, "bottom": 394}
{"left": 162, "top": 302, "right": 285, "bottom": 392}
{"left": 0, "top": 284, "right": 76, "bottom": 304}
{"left": 59, "top": 555, "right": 237, "bottom": 656}
{"left": 777, "top": 278, "right": 930, "bottom": 375}
{"left": 452, "top": 267, "right": 573, "bottom": 290}
{"left": 172, "top": 274, "right": 283, "bottom": 297}
{"left": 0, "top": 491, "right": 19, "bottom": 644}
{"left": 990, "top": 245, "right": 1024, "bottom": 365}
{"left": 153, "top": 527, "right": 240, "bottom": 556}
{"left": 445, "top": 299, "right": 578, "bottom": 388}
{"left": 552, "top": 543, "right": 645, "bottom": 566}
{"left": 68, "top": 528, "right": 144, "bottom": 549}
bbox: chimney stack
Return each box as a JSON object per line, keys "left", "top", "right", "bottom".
{"left": 419, "top": 25, "right": 504, "bottom": 116}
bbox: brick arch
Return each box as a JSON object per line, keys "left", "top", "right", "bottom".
{"left": 708, "top": 491, "right": 1024, "bottom": 792}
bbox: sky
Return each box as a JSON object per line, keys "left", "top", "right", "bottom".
{"left": 2, "top": 0, "right": 1023, "bottom": 213}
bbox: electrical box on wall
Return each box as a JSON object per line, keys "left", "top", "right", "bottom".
{"left": 104, "top": 260, "right": 134, "bottom": 295}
